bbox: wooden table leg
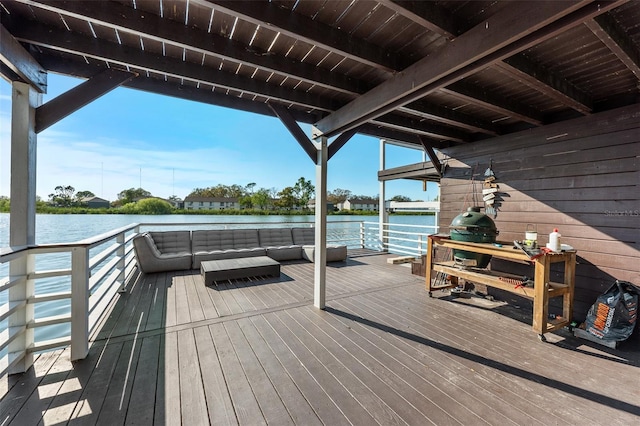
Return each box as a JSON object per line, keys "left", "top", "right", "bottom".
{"left": 563, "top": 252, "right": 576, "bottom": 324}
{"left": 533, "top": 256, "right": 551, "bottom": 340}
{"left": 426, "top": 236, "right": 434, "bottom": 296}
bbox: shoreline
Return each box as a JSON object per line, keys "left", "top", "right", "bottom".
{"left": 0, "top": 209, "right": 435, "bottom": 216}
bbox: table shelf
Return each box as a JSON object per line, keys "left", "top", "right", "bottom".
{"left": 426, "top": 236, "right": 576, "bottom": 339}
{"left": 432, "top": 261, "right": 570, "bottom": 299}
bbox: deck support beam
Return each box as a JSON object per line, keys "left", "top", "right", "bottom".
{"left": 0, "top": 24, "right": 47, "bottom": 92}
{"left": 312, "top": 127, "right": 328, "bottom": 309}
{"left": 418, "top": 136, "right": 443, "bottom": 177}
{"left": 36, "top": 68, "right": 136, "bottom": 133}
{"left": 313, "top": 1, "right": 605, "bottom": 138}
{"left": 269, "top": 102, "right": 317, "bottom": 162}
{"left": 327, "top": 128, "right": 357, "bottom": 160}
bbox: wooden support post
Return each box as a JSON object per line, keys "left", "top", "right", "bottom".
{"left": 379, "top": 139, "right": 389, "bottom": 251}
{"left": 313, "top": 127, "right": 327, "bottom": 309}
{"left": 7, "top": 81, "right": 41, "bottom": 374}
{"left": 10, "top": 81, "right": 39, "bottom": 248}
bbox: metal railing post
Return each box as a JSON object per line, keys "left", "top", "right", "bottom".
{"left": 359, "top": 222, "right": 365, "bottom": 248}
{"left": 382, "top": 222, "right": 389, "bottom": 252}
{"left": 117, "top": 232, "right": 126, "bottom": 292}
{"left": 70, "top": 246, "right": 90, "bottom": 361}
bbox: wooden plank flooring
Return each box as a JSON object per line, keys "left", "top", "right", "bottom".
{"left": 2, "top": 250, "right": 639, "bottom": 425}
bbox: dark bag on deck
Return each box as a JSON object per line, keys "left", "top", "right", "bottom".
{"left": 584, "top": 280, "right": 638, "bottom": 342}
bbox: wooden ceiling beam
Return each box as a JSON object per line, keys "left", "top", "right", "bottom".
{"left": 15, "top": 20, "right": 470, "bottom": 145}
{"left": 33, "top": 52, "right": 427, "bottom": 148}
{"left": 497, "top": 56, "right": 593, "bottom": 115}
{"left": 9, "top": 1, "right": 503, "bottom": 138}
{"left": 0, "top": 23, "right": 47, "bottom": 92}
{"left": 13, "top": 0, "right": 361, "bottom": 96}
{"left": 200, "top": 0, "right": 404, "bottom": 73}
{"left": 376, "top": 0, "right": 459, "bottom": 39}
{"left": 441, "top": 82, "right": 544, "bottom": 126}
{"left": 585, "top": 13, "right": 640, "bottom": 78}
{"left": 9, "top": 20, "right": 341, "bottom": 113}
{"left": 378, "top": 162, "right": 442, "bottom": 182}
{"left": 371, "top": 114, "right": 470, "bottom": 143}
{"left": 398, "top": 101, "right": 500, "bottom": 136}
{"left": 313, "top": 0, "right": 591, "bottom": 138}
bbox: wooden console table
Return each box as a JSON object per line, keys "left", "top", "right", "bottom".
{"left": 426, "top": 235, "right": 576, "bottom": 340}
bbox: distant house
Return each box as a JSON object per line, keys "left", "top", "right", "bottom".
{"left": 307, "top": 199, "right": 335, "bottom": 211}
{"left": 338, "top": 198, "right": 379, "bottom": 211}
{"left": 166, "top": 198, "right": 183, "bottom": 209}
{"left": 82, "top": 196, "right": 110, "bottom": 209}
{"left": 183, "top": 196, "right": 240, "bottom": 210}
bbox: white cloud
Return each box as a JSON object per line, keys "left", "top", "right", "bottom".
{"left": 2, "top": 125, "right": 268, "bottom": 201}
{"left": 0, "top": 77, "right": 437, "bottom": 203}
{"left": 2, "top": 123, "right": 439, "bottom": 202}
{"left": 37, "top": 131, "right": 266, "bottom": 200}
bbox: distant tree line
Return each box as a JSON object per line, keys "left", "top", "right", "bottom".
{"left": 47, "top": 185, "right": 96, "bottom": 207}
{"left": 0, "top": 178, "right": 432, "bottom": 215}
{"left": 188, "top": 178, "right": 317, "bottom": 211}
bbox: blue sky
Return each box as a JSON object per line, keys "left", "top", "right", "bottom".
{"left": 1, "top": 74, "right": 437, "bottom": 202}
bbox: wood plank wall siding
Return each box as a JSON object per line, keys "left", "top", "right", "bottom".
{"left": 438, "top": 104, "right": 639, "bottom": 320}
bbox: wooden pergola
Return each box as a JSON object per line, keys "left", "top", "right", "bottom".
{"left": 2, "top": 1, "right": 639, "bottom": 314}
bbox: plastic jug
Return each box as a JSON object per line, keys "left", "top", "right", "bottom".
{"left": 548, "top": 228, "right": 561, "bottom": 252}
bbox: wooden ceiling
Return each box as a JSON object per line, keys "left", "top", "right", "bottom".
{"left": 1, "top": 0, "right": 639, "bottom": 150}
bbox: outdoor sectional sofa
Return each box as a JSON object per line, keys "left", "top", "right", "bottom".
{"left": 132, "top": 227, "right": 347, "bottom": 273}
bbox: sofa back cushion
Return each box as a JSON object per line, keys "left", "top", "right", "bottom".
{"left": 233, "top": 229, "right": 260, "bottom": 249}
{"left": 143, "top": 233, "right": 162, "bottom": 256}
{"left": 291, "top": 227, "right": 315, "bottom": 245}
{"left": 258, "top": 228, "right": 295, "bottom": 247}
{"left": 149, "top": 231, "right": 192, "bottom": 254}
{"left": 192, "top": 229, "right": 235, "bottom": 252}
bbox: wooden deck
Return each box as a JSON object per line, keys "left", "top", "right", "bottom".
{"left": 2, "top": 250, "right": 639, "bottom": 425}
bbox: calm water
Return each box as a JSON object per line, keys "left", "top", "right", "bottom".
{"left": 0, "top": 213, "right": 435, "bottom": 246}
{"left": 1, "top": 213, "right": 435, "bottom": 343}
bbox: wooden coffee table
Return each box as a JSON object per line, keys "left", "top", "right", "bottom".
{"left": 200, "top": 256, "right": 280, "bottom": 286}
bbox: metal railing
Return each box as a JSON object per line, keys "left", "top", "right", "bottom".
{"left": 0, "top": 219, "right": 438, "bottom": 376}
{"left": 0, "top": 224, "right": 138, "bottom": 375}
{"left": 361, "top": 221, "right": 438, "bottom": 257}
